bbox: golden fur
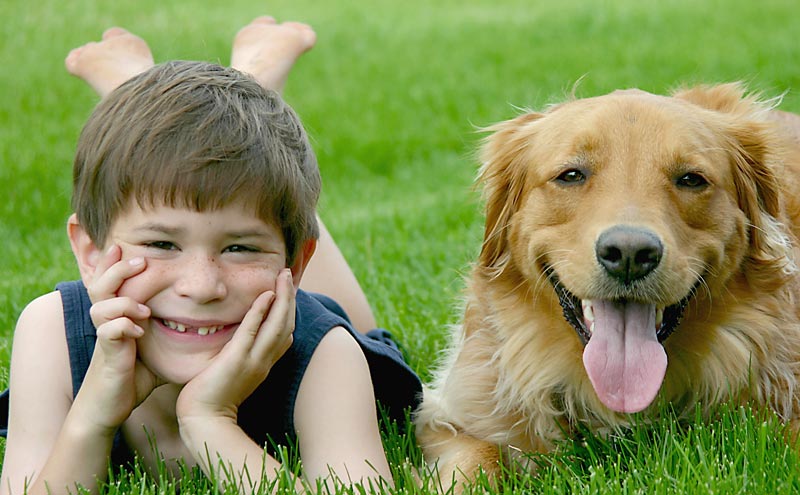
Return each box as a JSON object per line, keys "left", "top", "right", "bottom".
{"left": 415, "top": 83, "right": 800, "bottom": 487}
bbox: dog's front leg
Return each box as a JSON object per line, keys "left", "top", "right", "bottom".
{"left": 417, "top": 424, "right": 505, "bottom": 493}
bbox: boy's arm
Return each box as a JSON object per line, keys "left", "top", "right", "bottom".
{"left": 1, "top": 250, "right": 157, "bottom": 495}
{"left": 293, "top": 327, "right": 392, "bottom": 487}
{"left": 0, "top": 292, "right": 112, "bottom": 495}
{"left": 177, "top": 419, "right": 297, "bottom": 492}
{"left": 177, "top": 327, "right": 391, "bottom": 493}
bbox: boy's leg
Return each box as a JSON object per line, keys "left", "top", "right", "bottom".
{"left": 301, "top": 219, "right": 377, "bottom": 334}
{"left": 229, "top": 20, "right": 378, "bottom": 332}
{"left": 66, "top": 16, "right": 315, "bottom": 98}
{"left": 230, "top": 16, "right": 316, "bottom": 94}
{"left": 65, "top": 27, "right": 154, "bottom": 98}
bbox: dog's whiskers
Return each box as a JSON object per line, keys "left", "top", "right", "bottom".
{"left": 685, "top": 258, "right": 712, "bottom": 299}
{"left": 532, "top": 257, "right": 573, "bottom": 304}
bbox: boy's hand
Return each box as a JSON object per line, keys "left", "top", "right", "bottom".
{"left": 73, "top": 245, "right": 162, "bottom": 434}
{"left": 175, "top": 268, "right": 295, "bottom": 426}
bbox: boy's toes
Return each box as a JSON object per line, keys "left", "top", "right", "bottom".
{"left": 102, "top": 26, "right": 130, "bottom": 40}
{"left": 283, "top": 22, "right": 317, "bottom": 47}
{"left": 64, "top": 45, "right": 88, "bottom": 74}
{"left": 251, "top": 15, "right": 277, "bottom": 25}
{"left": 283, "top": 22, "right": 313, "bottom": 33}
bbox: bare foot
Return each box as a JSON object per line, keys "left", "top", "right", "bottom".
{"left": 230, "top": 16, "right": 316, "bottom": 93}
{"left": 65, "top": 27, "right": 155, "bottom": 98}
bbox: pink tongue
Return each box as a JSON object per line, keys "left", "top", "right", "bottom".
{"left": 582, "top": 300, "right": 667, "bottom": 413}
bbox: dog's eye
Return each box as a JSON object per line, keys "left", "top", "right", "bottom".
{"left": 676, "top": 172, "right": 709, "bottom": 189}
{"left": 555, "top": 169, "right": 587, "bottom": 185}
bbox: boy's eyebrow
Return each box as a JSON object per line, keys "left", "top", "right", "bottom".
{"left": 227, "top": 229, "right": 276, "bottom": 239}
{"left": 132, "top": 223, "right": 274, "bottom": 239}
{"left": 133, "top": 223, "right": 183, "bottom": 235}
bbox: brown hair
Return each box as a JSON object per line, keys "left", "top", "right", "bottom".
{"left": 72, "top": 60, "right": 320, "bottom": 264}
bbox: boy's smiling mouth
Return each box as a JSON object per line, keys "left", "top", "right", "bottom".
{"left": 160, "top": 318, "right": 231, "bottom": 335}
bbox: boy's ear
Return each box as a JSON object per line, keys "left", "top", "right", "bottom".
{"left": 67, "top": 213, "right": 103, "bottom": 285}
{"left": 289, "top": 238, "right": 317, "bottom": 289}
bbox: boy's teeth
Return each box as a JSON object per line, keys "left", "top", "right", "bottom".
{"left": 196, "top": 326, "right": 221, "bottom": 335}
{"left": 163, "top": 319, "right": 184, "bottom": 332}
{"left": 163, "top": 319, "right": 221, "bottom": 335}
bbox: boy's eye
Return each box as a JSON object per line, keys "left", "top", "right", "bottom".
{"left": 225, "top": 244, "right": 259, "bottom": 253}
{"left": 146, "top": 241, "right": 178, "bottom": 250}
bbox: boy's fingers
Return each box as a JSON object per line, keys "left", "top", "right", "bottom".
{"left": 231, "top": 291, "right": 275, "bottom": 347}
{"left": 216, "top": 289, "right": 274, "bottom": 360}
{"left": 225, "top": 270, "right": 295, "bottom": 360}
{"left": 93, "top": 245, "right": 122, "bottom": 277}
{"left": 96, "top": 318, "right": 144, "bottom": 345}
{"left": 90, "top": 297, "right": 150, "bottom": 327}
{"left": 252, "top": 269, "right": 295, "bottom": 359}
{"left": 87, "top": 255, "right": 146, "bottom": 303}
{"left": 88, "top": 245, "right": 122, "bottom": 299}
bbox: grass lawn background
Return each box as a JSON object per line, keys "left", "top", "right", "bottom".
{"left": 1, "top": 0, "right": 800, "bottom": 493}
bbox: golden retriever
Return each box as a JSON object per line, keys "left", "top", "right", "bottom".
{"left": 415, "top": 83, "right": 800, "bottom": 488}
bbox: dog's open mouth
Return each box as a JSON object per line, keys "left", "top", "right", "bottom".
{"left": 549, "top": 271, "right": 691, "bottom": 346}
{"left": 546, "top": 267, "right": 696, "bottom": 414}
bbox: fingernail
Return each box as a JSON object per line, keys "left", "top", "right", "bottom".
{"left": 106, "top": 245, "right": 117, "bottom": 255}
{"left": 129, "top": 257, "right": 144, "bottom": 266}
{"left": 138, "top": 304, "right": 149, "bottom": 313}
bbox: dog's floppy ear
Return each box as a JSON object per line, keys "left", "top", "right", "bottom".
{"left": 727, "top": 112, "right": 796, "bottom": 287}
{"left": 477, "top": 112, "right": 544, "bottom": 270}
{"left": 674, "top": 83, "right": 782, "bottom": 237}
{"left": 673, "top": 82, "right": 766, "bottom": 117}
{"left": 676, "top": 83, "right": 794, "bottom": 285}
{"left": 729, "top": 120, "right": 781, "bottom": 238}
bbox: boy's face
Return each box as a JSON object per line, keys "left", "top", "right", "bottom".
{"left": 100, "top": 201, "right": 293, "bottom": 384}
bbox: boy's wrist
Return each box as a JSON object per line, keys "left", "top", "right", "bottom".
{"left": 69, "top": 386, "right": 132, "bottom": 437}
{"left": 177, "top": 415, "right": 240, "bottom": 451}
{"left": 62, "top": 404, "right": 119, "bottom": 446}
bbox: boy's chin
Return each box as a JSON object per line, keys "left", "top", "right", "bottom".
{"left": 138, "top": 341, "right": 227, "bottom": 386}
{"left": 163, "top": 372, "right": 195, "bottom": 386}
{"left": 145, "top": 360, "right": 206, "bottom": 386}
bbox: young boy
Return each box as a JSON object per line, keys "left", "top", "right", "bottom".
{"left": 0, "top": 18, "right": 421, "bottom": 494}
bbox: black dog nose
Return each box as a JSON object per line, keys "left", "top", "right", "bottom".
{"left": 596, "top": 226, "right": 663, "bottom": 284}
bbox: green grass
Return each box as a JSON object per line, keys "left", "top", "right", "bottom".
{"left": 2, "top": 0, "right": 800, "bottom": 492}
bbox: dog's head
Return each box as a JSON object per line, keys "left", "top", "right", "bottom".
{"left": 477, "top": 83, "right": 794, "bottom": 414}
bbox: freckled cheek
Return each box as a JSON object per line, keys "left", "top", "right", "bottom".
{"left": 233, "top": 266, "right": 281, "bottom": 298}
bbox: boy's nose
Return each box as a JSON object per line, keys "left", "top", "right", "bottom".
{"left": 174, "top": 255, "right": 227, "bottom": 302}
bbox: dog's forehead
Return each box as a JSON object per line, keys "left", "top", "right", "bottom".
{"left": 552, "top": 89, "right": 683, "bottom": 118}
{"left": 609, "top": 88, "right": 651, "bottom": 97}
{"left": 514, "top": 90, "right": 734, "bottom": 184}
{"left": 537, "top": 90, "right": 715, "bottom": 145}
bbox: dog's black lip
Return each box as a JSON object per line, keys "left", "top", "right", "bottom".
{"left": 544, "top": 266, "right": 694, "bottom": 346}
